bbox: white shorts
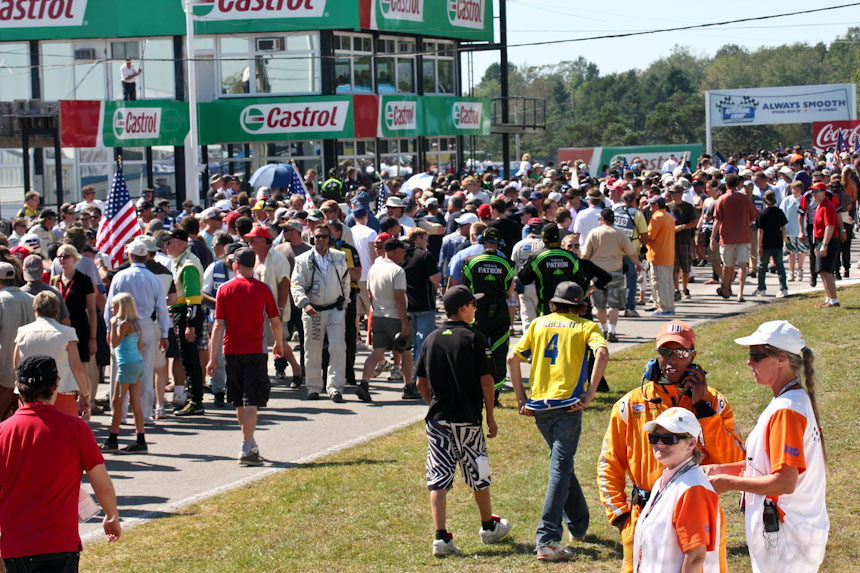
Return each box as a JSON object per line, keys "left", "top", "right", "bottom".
{"left": 720, "top": 243, "right": 750, "bottom": 268}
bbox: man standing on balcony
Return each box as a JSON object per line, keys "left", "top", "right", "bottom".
{"left": 120, "top": 57, "right": 141, "bottom": 101}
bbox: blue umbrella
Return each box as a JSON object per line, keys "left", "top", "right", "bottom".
{"left": 248, "top": 163, "right": 295, "bottom": 189}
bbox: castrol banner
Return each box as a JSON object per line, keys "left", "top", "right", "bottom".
{"left": 0, "top": 0, "right": 87, "bottom": 28}
{"left": 812, "top": 120, "right": 860, "bottom": 153}
{"left": 359, "top": 0, "right": 492, "bottom": 41}
{"left": 379, "top": 96, "right": 421, "bottom": 137}
{"left": 60, "top": 101, "right": 190, "bottom": 148}
{"left": 198, "top": 96, "right": 359, "bottom": 144}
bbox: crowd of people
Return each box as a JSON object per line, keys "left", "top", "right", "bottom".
{"left": 0, "top": 143, "right": 839, "bottom": 568}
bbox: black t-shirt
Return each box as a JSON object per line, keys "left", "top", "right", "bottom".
{"left": 402, "top": 244, "right": 439, "bottom": 312}
{"left": 53, "top": 270, "right": 95, "bottom": 362}
{"left": 756, "top": 206, "right": 788, "bottom": 250}
{"left": 416, "top": 320, "right": 494, "bottom": 424}
{"left": 486, "top": 216, "right": 522, "bottom": 259}
{"left": 670, "top": 201, "right": 698, "bottom": 246}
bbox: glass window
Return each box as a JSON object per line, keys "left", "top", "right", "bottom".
{"left": 333, "top": 32, "right": 373, "bottom": 94}
{"left": 110, "top": 41, "right": 139, "bottom": 60}
{"left": 376, "top": 37, "right": 415, "bottom": 95}
{"left": 75, "top": 58, "right": 106, "bottom": 100}
{"left": 422, "top": 40, "right": 456, "bottom": 95}
{"left": 195, "top": 37, "right": 215, "bottom": 51}
{"left": 337, "top": 139, "right": 376, "bottom": 178}
{"left": 0, "top": 43, "right": 30, "bottom": 101}
{"left": 42, "top": 42, "right": 74, "bottom": 101}
{"left": 217, "top": 33, "right": 319, "bottom": 97}
{"left": 424, "top": 137, "right": 457, "bottom": 175}
{"left": 380, "top": 138, "right": 417, "bottom": 177}
{"left": 142, "top": 39, "right": 174, "bottom": 99}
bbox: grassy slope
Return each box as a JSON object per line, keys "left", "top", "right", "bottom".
{"left": 83, "top": 288, "right": 860, "bottom": 572}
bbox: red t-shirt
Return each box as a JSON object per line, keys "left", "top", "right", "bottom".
{"left": 813, "top": 199, "right": 837, "bottom": 240}
{"left": 214, "top": 275, "right": 279, "bottom": 355}
{"left": 0, "top": 404, "right": 104, "bottom": 558}
{"left": 714, "top": 191, "right": 757, "bottom": 245}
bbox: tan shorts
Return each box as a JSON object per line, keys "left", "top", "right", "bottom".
{"left": 356, "top": 281, "right": 371, "bottom": 317}
{"left": 720, "top": 243, "right": 750, "bottom": 268}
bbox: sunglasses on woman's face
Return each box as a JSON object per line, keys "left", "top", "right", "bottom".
{"left": 648, "top": 433, "right": 685, "bottom": 445}
{"left": 58, "top": 254, "right": 74, "bottom": 260}
{"left": 748, "top": 351, "right": 770, "bottom": 363}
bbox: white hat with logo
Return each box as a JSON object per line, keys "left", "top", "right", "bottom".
{"left": 734, "top": 320, "right": 806, "bottom": 356}
{"left": 643, "top": 407, "right": 702, "bottom": 439}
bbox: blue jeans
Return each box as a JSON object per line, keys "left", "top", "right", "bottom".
{"left": 758, "top": 247, "right": 787, "bottom": 291}
{"left": 533, "top": 408, "right": 589, "bottom": 546}
{"left": 623, "top": 256, "right": 638, "bottom": 311}
{"left": 408, "top": 310, "right": 437, "bottom": 380}
{"left": 4, "top": 551, "right": 79, "bottom": 572}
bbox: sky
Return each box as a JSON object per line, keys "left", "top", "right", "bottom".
{"left": 466, "top": 0, "right": 860, "bottom": 86}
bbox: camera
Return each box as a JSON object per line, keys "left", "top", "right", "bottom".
{"left": 335, "top": 296, "right": 345, "bottom": 311}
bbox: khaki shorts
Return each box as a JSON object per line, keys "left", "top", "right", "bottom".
{"left": 720, "top": 243, "right": 750, "bottom": 268}
{"left": 356, "top": 281, "right": 371, "bottom": 317}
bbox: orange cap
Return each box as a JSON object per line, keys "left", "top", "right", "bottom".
{"left": 655, "top": 320, "right": 696, "bottom": 349}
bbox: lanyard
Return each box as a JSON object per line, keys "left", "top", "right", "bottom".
{"left": 640, "top": 459, "right": 697, "bottom": 522}
{"left": 57, "top": 274, "right": 76, "bottom": 302}
{"left": 776, "top": 378, "right": 800, "bottom": 397}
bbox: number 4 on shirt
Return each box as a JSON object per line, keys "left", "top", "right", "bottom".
{"left": 543, "top": 333, "right": 560, "bottom": 364}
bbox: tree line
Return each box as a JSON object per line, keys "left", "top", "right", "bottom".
{"left": 467, "top": 27, "right": 860, "bottom": 165}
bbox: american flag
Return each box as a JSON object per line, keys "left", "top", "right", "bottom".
{"left": 377, "top": 179, "right": 391, "bottom": 213}
{"left": 838, "top": 129, "right": 850, "bottom": 154}
{"left": 96, "top": 161, "right": 141, "bottom": 268}
{"left": 288, "top": 165, "right": 314, "bottom": 211}
{"left": 679, "top": 151, "right": 691, "bottom": 174}
{"left": 714, "top": 151, "right": 726, "bottom": 170}
{"left": 854, "top": 135, "right": 860, "bottom": 154}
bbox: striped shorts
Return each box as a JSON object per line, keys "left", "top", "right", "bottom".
{"left": 425, "top": 419, "right": 491, "bottom": 492}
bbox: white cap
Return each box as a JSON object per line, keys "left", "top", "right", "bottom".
{"left": 454, "top": 212, "right": 479, "bottom": 225}
{"left": 734, "top": 320, "right": 806, "bottom": 356}
{"left": 214, "top": 199, "right": 233, "bottom": 212}
{"left": 126, "top": 240, "right": 148, "bottom": 257}
{"left": 643, "top": 407, "right": 702, "bottom": 439}
{"left": 547, "top": 191, "right": 563, "bottom": 202}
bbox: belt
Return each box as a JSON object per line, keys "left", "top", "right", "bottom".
{"left": 631, "top": 485, "right": 651, "bottom": 509}
{"left": 312, "top": 302, "right": 339, "bottom": 311}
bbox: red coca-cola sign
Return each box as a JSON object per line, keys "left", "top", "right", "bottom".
{"left": 813, "top": 120, "right": 860, "bottom": 153}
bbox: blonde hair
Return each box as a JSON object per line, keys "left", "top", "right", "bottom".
{"left": 57, "top": 244, "right": 81, "bottom": 261}
{"left": 112, "top": 292, "right": 141, "bottom": 322}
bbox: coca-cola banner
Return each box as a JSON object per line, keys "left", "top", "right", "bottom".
{"left": 707, "top": 84, "right": 856, "bottom": 127}
{"left": 812, "top": 120, "right": 860, "bottom": 153}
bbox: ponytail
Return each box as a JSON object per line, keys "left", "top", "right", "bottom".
{"left": 801, "top": 346, "right": 827, "bottom": 463}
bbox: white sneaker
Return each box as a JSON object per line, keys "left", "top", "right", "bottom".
{"left": 372, "top": 359, "right": 390, "bottom": 378}
{"left": 798, "top": 270, "right": 804, "bottom": 281}
{"left": 789, "top": 271, "right": 796, "bottom": 282}
{"left": 388, "top": 365, "right": 403, "bottom": 381}
{"left": 536, "top": 540, "right": 573, "bottom": 562}
{"left": 753, "top": 289, "right": 766, "bottom": 297}
{"left": 777, "top": 289, "right": 788, "bottom": 298}
{"left": 432, "top": 534, "right": 462, "bottom": 557}
{"left": 479, "top": 516, "right": 511, "bottom": 544}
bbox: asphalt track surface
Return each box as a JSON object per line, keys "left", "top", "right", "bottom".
{"left": 80, "top": 255, "right": 860, "bottom": 542}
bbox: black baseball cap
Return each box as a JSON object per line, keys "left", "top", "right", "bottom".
{"left": 541, "top": 222, "right": 560, "bottom": 245}
{"left": 550, "top": 282, "right": 585, "bottom": 306}
{"left": 168, "top": 229, "right": 189, "bottom": 242}
{"left": 383, "top": 238, "right": 405, "bottom": 252}
{"left": 482, "top": 228, "right": 502, "bottom": 244}
{"left": 233, "top": 247, "right": 256, "bottom": 268}
{"left": 16, "top": 355, "right": 58, "bottom": 389}
{"left": 443, "top": 285, "right": 484, "bottom": 315}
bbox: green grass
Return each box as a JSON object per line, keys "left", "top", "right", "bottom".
{"left": 83, "top": 287, "right": 860, "bottom": 571}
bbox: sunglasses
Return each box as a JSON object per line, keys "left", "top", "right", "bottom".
{"left": 58, "top": 254, "right": 75, "bottom": 260}
{"left": 648, "top": 433, "right": 686, "bottom": 445}
{"left": 314, "top": 235, "right": 330, "bottom": 240}
{"left": 748, "top": 351, "right": 770, "bottom": 363}
{"left": 657, "top": 347, "right": 693, "bottom": 359}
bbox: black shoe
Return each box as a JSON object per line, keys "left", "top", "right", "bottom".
{"left": 607, "top": 332, "right": 619, "bottom": 343}
{"left": 330, "top": 391, "right": 344, "bottom": 403}
{"left": 494, "top": 398, "right": 503, "bottom": 409}
{"left": 289, "top": 377, "right": 302, "bottom": 389}
{"left": 834, "top": 270, "right": 842, "bottom": 280}
{"left": 121, "top": 443, "right": 148, "bottom": 454}
{"left": 356, "top": 381, "right": 372, "bottom": 402}
{"left": 306, "top": 392, "right": 320, "bottom": 401}
{"left": 175, "top": 401, "right": 205, "bottom": 416}
{"left": 214, "top": 393, "right": 226, "bottom": 408}
{"left": 749, "top": 270, "right": 757, "bottom": 278}
{"left": 401, "top": 383, "right": 422, "bottom": 400}
{"left": 100, "top": 441, "right": 119, "bottom": 453}
{"left": 345, "top": 379, "right": 358, "bottom": 386}
{"left": 674, "top": 290, "right": 682, "bottom": 301}
{"left": 275, "top": 370, "right": 287, "bottom": 381}
{"left": 683, "top": 288, "right": 691, "bottom": 299}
